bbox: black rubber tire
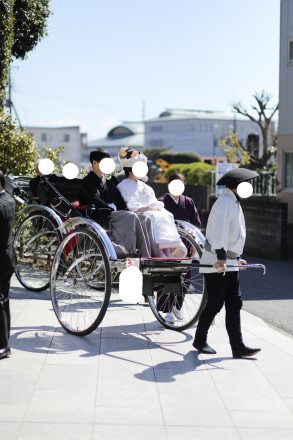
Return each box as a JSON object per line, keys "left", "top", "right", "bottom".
{"left": 148, "top": 229, "right": 207, "bottom": 331}
{"left": 14, "top": 212, "right": 60, "bottom": 292}
{"left": 50, "top": 227, "right": 111, "bottom": 336}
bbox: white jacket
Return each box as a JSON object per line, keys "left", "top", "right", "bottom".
{"left": 200, "top": 188, "right": 246, "bottom": 273}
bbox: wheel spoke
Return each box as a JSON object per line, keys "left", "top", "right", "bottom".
{"left": 14, "top": 213, "right": 59, "bottom": 291}
{"left": 147, "top": 230, "right": 206, "bottom": 331}
{"left": 51, "top": 227, "right": 111, "bottom": 336}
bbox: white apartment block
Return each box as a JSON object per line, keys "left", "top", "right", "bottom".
{"left": 278, "top": 0, "right": 293, "bottom": 223}
{"left": 25, "top": 126, "right": 87, "bottom": 165}
{"left": 144, "top": 109, "right": 264, "bottom": 162}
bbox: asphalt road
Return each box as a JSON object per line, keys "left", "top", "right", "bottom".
{"left": 240, "top": 254, "right": 293, "bottom": 336}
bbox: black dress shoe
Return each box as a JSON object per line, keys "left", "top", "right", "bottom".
{"left": 0, "top": 347, "right": 11, "bottom": 359}
{"left": 232, "top": 346, "right": 261, "bottom": 358}
{"left": 193, "top": 340, "right": 216, "bottom": 354}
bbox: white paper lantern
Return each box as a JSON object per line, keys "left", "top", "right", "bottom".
{"left": 38, "top": 158, "right": 54, "bottom": 175}
{"left": 119, "top": 266, "right": 143, "bottom": 303}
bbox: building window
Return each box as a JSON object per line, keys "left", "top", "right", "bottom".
{"left": 150, "top": 139, "right": 163, "bottom": 147}
{"left": 151, "top": 125, "right": 163, "bottom": 132}
{"left": 284, "top": 152, "right": 293, "bottom": 188}
{"left": 289, "top": 39, "right": 293, "bottom": 64}
{"left": 41, "top": 133, "right": 47, "bottom": 142}
{"left": 63, "top": 134, "right": 70, "bottom": 142}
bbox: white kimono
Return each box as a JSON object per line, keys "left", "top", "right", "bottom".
{"left": 117, "top": 178, "right": 182, "bottom": 249}
{"left": 200, "top": 188, "right": 246, "bottom": 273}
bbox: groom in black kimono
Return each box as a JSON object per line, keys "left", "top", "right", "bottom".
{"left": 79, "top": 149, "right": 153, "bottom": 258}
{"left": 0, "top": 171, "right": 17, "bottom": 359}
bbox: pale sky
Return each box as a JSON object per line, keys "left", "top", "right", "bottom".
{"left": 10, "top": 0, "right": 280, "bottom": 141}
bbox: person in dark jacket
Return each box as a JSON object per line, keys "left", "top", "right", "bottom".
{"left": 0, "top": 171, "right": 17, "bottom": 359}
{"left": 78, "top": 149, "right": 152, "bottom": 258}
{"left": 158, "top": 172, "right": 201, "bottom": 228}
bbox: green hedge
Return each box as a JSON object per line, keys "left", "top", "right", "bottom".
{"left": 165, "top": 162, "right": 216, "bottom": 185}
{"left": 159, "top": 150, "right": 201, "bottom": 164}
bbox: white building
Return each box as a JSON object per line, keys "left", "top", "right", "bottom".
{"left": 83, "top": 122, "right": 144, "bottom": 168}
{"left": 278, "top": 0, "right": 293, "bottom": 223}
{"left": 144, "top": 109, "right": 264, "bottom": 163}
{"left": 25, "top": 126, "right": 87, "bottom": 165}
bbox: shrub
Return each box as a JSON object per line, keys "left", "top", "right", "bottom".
{"left": 0, "top": 112, "right": 38, "bottom": 175}
{"left": 165, "top": 162, "right": 216, "bottom": 186}
{"left": 142, "top": 147, "right": 171, "bottom": 162}
{"left": 159, "top": 151, "right": 201, "bottom": 164}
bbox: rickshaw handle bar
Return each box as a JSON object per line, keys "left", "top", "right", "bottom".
{"left": 196, "top": 263, "right": 266, "bottom": 275}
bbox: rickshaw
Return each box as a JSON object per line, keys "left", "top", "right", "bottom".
{"left": 7, "top": 173, "right": 208, "bottom": 334}
{"left": 6, "top": 175, "right": 65, "bottom": 292}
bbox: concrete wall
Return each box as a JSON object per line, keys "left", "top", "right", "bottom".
{"left": 277, "top": 0, "right": 293, "bottom": 224}
{"left": 277, "top": 135, "right": 293, "bottom": 223}
{"left": 242, "top": 199, "right": 288, "bottom": 260}
{"left": 150, "top": 183, "right": 289, "bottom": 260}
{"left": 209, "top": 197, "right": 288, "bottom": 260}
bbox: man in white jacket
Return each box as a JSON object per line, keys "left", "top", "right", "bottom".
{"left": 193, "top": 167, "right": 261, "bottom": 358}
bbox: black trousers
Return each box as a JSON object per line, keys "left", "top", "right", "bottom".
{"left": 194, "top": 271, "right": 244, "bottom": 350}
{"left": 0, "top": 270, "right": 13, "bottom": 348}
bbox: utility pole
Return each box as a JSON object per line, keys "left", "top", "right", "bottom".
{"left": 8, "top": 69, "right": 12, "bottom": 115}
{"left": 5, "top": 68, "right": 23, "bottom": 130}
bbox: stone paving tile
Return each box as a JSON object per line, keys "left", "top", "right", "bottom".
{"left": 45, "top": 330, "right": 101, "bottom": 365}
{"left": 0, "top": 423, "right": 21, "bottom": 440}
{"left": 3, "top": 275, "right": 293, "bottom": 439}
{"left": 100, "top": 323, "right": 148, "bottom": 339}
{"left": 238, "top": 427, "right": 293, "bottom": 440}
{"left": 207, "top": 357, "right": 263, "bottom": 384}
{"left": 93, "top": 424, "right": 167, "bottom": 440}
{"left": 166, "top": 426, "right": 239, "bottom": 440}
{"left": 24, "top": 389, "right": 95, "bottom": 423}
{"left": 9, "top": 328, "right": 56, "bottom": 357}
{"left": 35, "top": 364, "right": 98, "bottom": 392}
{"left": 101, "top": 338, "right": 152, "bottom": 359}
{"left": 0, "top": 402, "right": 28, "bottom": 423}
{"left": 98, "top": 354, "right": 155, "bottom": 379}
{"left": 94, "top": 405, "right": 164, "bottom": 426}
{"left": 284, "top": 397, "right": 293, "bottom": 413}
{"left": 215, "top": 380, "right": 289, "bottom": 412}
{"left": 17, "top": 423, "right": 93, "bottom": 440}
{"left": 95, "top": 376, "right": 161, "bottom": 409}
{"left": 230, "top": 410, "right": 293, "bottom": 429}
{"left": 153, "top": 367, "right": 220, "bottom": 394}
{"left": 159, "top": 392, "right": 234, "bottom": 427}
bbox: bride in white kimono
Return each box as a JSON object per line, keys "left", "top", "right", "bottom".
{"left": 117, "top": 148, "right": 187, "bottom": 258}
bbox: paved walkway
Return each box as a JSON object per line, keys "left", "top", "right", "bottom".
{"left": 1, "top": 275, "right": 293, "bottom": 440}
